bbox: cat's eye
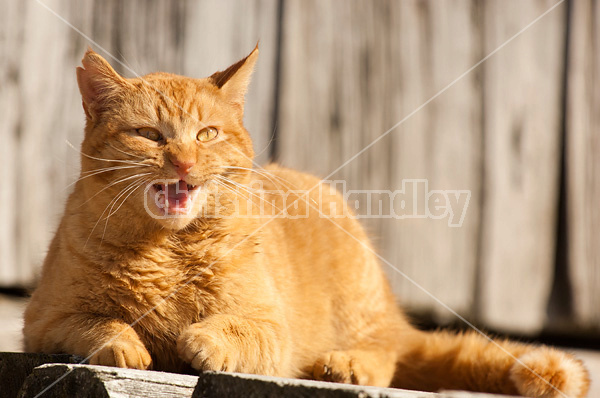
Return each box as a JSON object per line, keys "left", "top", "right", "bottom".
{"left": 137, "top": 128, "right": 162, "bottom": 142}
{"left": 197, "top": 127, "right": 219, "bottom": 142}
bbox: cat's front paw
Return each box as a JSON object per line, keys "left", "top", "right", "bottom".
{"left": 509, "top": 347, "right": 590, "bottom": 398}
{"left": 313, "top": 351, "right": 368, "bottom": 385}
{"left": 89, "top": 336, "right": 152, "bottom": 370}
{"left": 177, "top": 316, "right": 254, "bottom": 373}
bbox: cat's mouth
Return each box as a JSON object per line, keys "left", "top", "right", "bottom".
{"left": 152, "top": 180, "right": 201, "bottom": 215}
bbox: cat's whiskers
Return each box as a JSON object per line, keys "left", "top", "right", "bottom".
{"left": 80, "top": 165, "right": 141, "bottom": 176}
{"left": 211, "top": 178, "right": 256, "bottom": 206}
{"left": 254, "top": 167, "right": 320, "bottom": 207}
{"left": 222, "top": 166, "right": 319, "bottom": 207}
{"left": 217, "top": 170, "right": 283, "bottom": 202}
{"left": 105, "top": 176, "right": 152, "bottom": 220}
{"left": 66, "top": 140, "right": 151, "bottom": 167}
{"left": 84, "top": 173, "right": 152, "bottom": 247}
{"left": 77, "top": 172, "right": 154, "bottom": 209}
{"left": 214, "top": 175, "right": 283, "bottom": 213}
{"left": 211, "top": 178, "right": 274, "bottom": 214}
{"left": 223, "top": 166, "right": 297, "bottom": 191}
{"left": 101, "top": 176, "right": 153, "bottom": 243}
{"left": 210, "top": 179, "right": 236, "bottom": 196}
{"left": 252, "top": 122, "right": 278, "bottom": 160}
{"left": 69, "top": 165, "right": 149, "bottom": 189}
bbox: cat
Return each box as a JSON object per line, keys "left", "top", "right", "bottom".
{"left": 23, "top": 46, "right": 590, "bottom": 398}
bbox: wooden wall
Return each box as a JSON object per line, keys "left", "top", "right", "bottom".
{"left": 566, "top": 0, "right": 600, "bottom": 330}
{"left": 0, "top": 0, "right": 279, "bottom": 286}
{"left": 1, "top": 0, "right": 598, "bottom": 335}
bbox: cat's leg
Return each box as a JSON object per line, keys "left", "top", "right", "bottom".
{"left": 312, "top": 347, "right": 397, "bottom": 387}
{"left": 176, "top": 313, "right": 290, "bottom": 376}
{"left": 310, "top": 319, "right": 403, "bottom": 387}
{"left": 24, "top": 312, "right": 151, "bottom": 370}
{"left": 87, "top": 321, "right": 152, "bottom": 370}
{"left": 391, "top": 330, "right": 590, "bottom": 398}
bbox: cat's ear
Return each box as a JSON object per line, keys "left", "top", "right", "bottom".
{"left": 209, "top": 44, "right": 259, "bottom": 107}
{"left": 76, "top": 48, "right": 128, "bottom": 122}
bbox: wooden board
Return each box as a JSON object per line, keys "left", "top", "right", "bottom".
{"left": 277, "top": 0, "right": 482, "bottom": 323}
{"left": 0, "top": 0, "right": 278, "bottom": 287}
{"left": 0, "top": 0, "right": 25, "bottom": 285}
{"left": 0, "top": 0, "right": 85, "bottom": 287}
{"left": 565, "top": 0, "right": 600, "bottom": 329}
{"left": 8, "top": 359, "right": 513, "bottom": 398}
{"left": 478, "top": 0, "right": 566, "bottom": 333}
{"left": 20, "top": 363, "right": 198, "bottom": 398}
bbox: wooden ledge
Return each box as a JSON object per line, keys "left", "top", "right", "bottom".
{"left": 1, "top": 352, "right": 517, "bottom": 398}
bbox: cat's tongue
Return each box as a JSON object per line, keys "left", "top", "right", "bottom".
{"left": 164, "top": 180, "right": 190, "bottom": 212}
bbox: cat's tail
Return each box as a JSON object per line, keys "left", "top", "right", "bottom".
{"left": 392, "top": 329, "right": 590, "bottom": 398}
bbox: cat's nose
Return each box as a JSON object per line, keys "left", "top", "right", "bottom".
{"left": 170, "top": 158, "right": 195, "bottom": 177}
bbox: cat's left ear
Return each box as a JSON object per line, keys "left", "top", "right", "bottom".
{"left": 209, "top": 44, "right": 259, "bottom": 108}
{"left": 76, "top": 48, "right": 130, "bottom": 122}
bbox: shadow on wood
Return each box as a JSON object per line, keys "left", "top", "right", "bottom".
{"left": 0, "top": 352, "right": 83, "bottom": 398}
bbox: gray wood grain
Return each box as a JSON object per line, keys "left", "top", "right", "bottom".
{"left": 19, "top": 364, "right": 197, "bottom": 398}
{"left": 0, "top": 0, "right": 24, "bottom": 285}
{"left": 565, "top": 0, "right": 600, "bottom": 329}
{"left": 12, "top": 360, "right": 515, "bottom": 398}
{"left": 277, "top": 0, "right": 482, "bottom": 323}
{"left": 0, "top": 0, "right": 85, "bottom": 287}
{"left": 194, "top": 370, "right": 515, "bottom": 398}
{"left": 478, "top": 0, "right": 566, "bottom": 333}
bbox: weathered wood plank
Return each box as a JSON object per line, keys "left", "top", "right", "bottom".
{"left": 3, "top": 0, "right": 84, "bottom": 288}
{"left": 478, "top": 0, "right": 566, "bottom": 333}
{"left": 277, "top": 0, "right": 482, "bottom": 322}
{"left": 565, "top": 0, "right": 600, "bottom": 329}
{"left": 19, "top": 364, "right": 198, "bottom": 398}
{"left": 380, "top": 0, "right": 482, "bottom": 323}
{"left": 194, "top": 370, "right": 516, "bottom": 398}
{"left": 0, "top": 0, "right": 25, "bottom": 286}
{"left": 10, "top": 360, "right": 516, "bottom": 398}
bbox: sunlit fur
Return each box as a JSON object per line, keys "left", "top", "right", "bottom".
{"left": 23, "top": 49, "right": 589, "bottom": 397}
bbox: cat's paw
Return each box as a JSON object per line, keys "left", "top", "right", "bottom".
{"left": 312, "top": 351, "right": 369, "bottom": 385}
{"left": 89, "top": 337, "right": 152, "bottom": 370}
{"left": 177, "top": 318, "right": 250, "bottom": 373}
{"left": 509, "top": 347, "right": 590, "bottom": 398}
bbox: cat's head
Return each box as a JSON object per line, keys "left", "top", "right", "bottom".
{"left": 75, "top": 47, "right": 258, "bottom": 231}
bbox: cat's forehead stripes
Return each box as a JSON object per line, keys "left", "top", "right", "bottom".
{"left": 135, "top": 74, "right": 234, "bottom": 133}
{"left": 138, "top": 74, "right": 206, "bottom": 122}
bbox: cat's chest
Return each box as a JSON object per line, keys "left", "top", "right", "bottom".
{"left": 99, "top": 247, "right": 222, "bottom": 324}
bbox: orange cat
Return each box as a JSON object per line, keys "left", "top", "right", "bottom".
{"left": 23, "top": 47, "right": 589, "bottom": 397}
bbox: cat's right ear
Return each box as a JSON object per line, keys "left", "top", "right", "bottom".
{"left": 76, "top": 48, "right": 128, "bottom": 122}
{"left": 209, "top": 45, "right": 259, "bottom": 109}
